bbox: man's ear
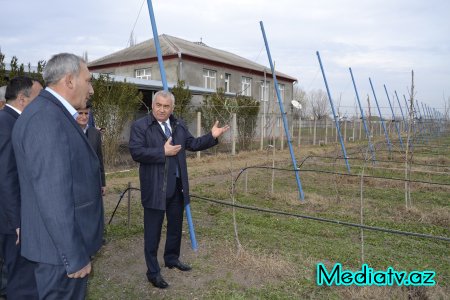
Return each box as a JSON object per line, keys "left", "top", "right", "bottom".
{"left": 17, "top": 92, "right": 26, "bottom": 107}
{"left": 65, "top": 74, "right": 74, "bottom": 89}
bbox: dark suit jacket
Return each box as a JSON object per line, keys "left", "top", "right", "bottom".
{"left": 86, "top": 127, "right": 105, "bottom": 187}
{"left": 12, "top": 89, "right": 104, "bottom": 274}
{"left": 0, "top": 106, "right": 21, "bottom": 235}
{"left": 129, "top": 113, "right": 218, "bottom": 210}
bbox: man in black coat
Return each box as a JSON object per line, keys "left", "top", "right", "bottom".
{"left": 76, "top": 104, "right": 106, "bottom": 195}
{"left": 0, "top": 76, "right": 42, "bottom": 299}
{"left": 129, "top": 90, "right": 229, "bottom": 289}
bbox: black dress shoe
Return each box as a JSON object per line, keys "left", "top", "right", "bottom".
{"left": 166, "top": 260, "right": 192, "bottom": 271}
{"left": 148, "top": 274, "right": 169, "bottom": 289}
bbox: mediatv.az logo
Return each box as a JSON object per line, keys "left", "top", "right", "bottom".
{"left": 316, "top": 263, "right": 436, "bottom": 286}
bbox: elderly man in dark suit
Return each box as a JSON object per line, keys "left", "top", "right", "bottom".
{"left": 0, "top": 76, "right": 42, "bottom": 299}
{"left": 12, "top": 53, "right": 104, "bottom": 300}
{"left": 129, "top": 90, "right": 229, "bottom": 289}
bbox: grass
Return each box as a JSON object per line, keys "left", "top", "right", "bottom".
{"left": 88, "top": 132, "right": 449, "bottom": 299}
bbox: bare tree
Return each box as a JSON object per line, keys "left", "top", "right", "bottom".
{"left": 308, "top": 89, "right": 329, "bottom": 120}
{"left": 444, "top": 96, "right": 450, "bottom": 120}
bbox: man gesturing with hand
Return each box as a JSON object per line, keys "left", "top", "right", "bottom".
{"left": 129, "top": 90, "right": 229, "bottom": 289}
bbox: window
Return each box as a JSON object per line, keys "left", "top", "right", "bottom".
{"left": 277, "top": 83, "right": 285, "bottom": 101}
{"left": 260, "top": 80, "right": 269, "bottom": 102}
{"left": 241, "top": 76, "right": 252, "bottom": 96}
{"left": 203, "top": 69, "right": 217, "bottom": 90}
{"left": 224, "top": 73, "right": 231, "bottom": 93}
{"left": 135, "top": 68, "right": 151, "bottom": 80}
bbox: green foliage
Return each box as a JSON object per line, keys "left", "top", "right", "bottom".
{"left": 170, "top": 79, "right": 194, "bottom": 123}
{"left": 200, "top": 89, "right": 260, "bottom": 151}
{"left": 90, "top": 75, "right": 142, "bottom": 166}
{"left": 0, "top": 53, "right": 45, "bottom": 86}
{"left": 0, "top": 52, "right": 6, "bottom": 86}
{"left": 8, "top": 56, "right": 25, "bottom": 79}
{"left": 25, "top": 60, "right": 46, "bottom": 85}
{"left": 200, "top": 88, "right": 233, "bottom": 131}
{"left": 235, "top": 95, "right": 259, "bottom": 150}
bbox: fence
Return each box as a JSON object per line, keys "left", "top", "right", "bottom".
{"left": 108, "top": 111, "right": 448, "bottom": 167}
{"left": 190, "top": 112, "right": 447, "bottom": 154}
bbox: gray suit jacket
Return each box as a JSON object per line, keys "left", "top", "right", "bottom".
{"left": 12, "top": 89, "right": 104, "bottom": 274}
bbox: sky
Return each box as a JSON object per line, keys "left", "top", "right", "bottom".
{"left": 1, "top": 0, "right": 449, "bottom": 116}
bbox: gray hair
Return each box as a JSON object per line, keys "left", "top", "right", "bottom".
{"left": 43, "top": 53, "right": 86, "bottom": 85}
{"left": 153, "top": 90, "right": 175, "bottom": 105}
{"left": 0, "top": 86, "right": 6, "bottom": 101}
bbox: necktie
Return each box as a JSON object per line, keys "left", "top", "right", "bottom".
{"left": 162, "top": 121, "right": 179, "bottom": 177}
{"left": 162, "top": 121, "right": 171, "bottom": 138}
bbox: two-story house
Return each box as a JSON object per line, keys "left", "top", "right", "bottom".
{"left": 89, "top": 34, "right": 296, "bottom": 110}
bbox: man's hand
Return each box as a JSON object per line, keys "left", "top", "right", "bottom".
{"left": 211, "top": 120, "right": 230, "bottom": 138}
{"left": 101, "top": 186, "right": 106, "bottom": 196}
{"left": 68, "top": 262, "right": 92, "bottom": 279}
{"left": 164, "top": 137, "right": 181, "bottom": 156}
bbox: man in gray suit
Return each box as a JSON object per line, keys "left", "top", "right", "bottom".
{"left": 12, "top": 53, "right": 104, "bottom": 300}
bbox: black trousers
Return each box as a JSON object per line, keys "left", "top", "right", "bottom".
{"left": 144, "top": 184, "right": 184, "bottom": 279}
{"left": 34, "top": 263, "right": 88, "bottom": 300}
{"left": 0, "top": 234, "right": 6, "bottom": 297}
{"left": 1, "top": 233, "right": 38, "bottom": 300}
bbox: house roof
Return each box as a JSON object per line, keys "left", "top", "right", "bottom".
{"left": 88, "top": 34, "right": 297, "bottom": 82}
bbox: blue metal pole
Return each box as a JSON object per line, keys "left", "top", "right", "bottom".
{"left": 403, "top": 94, "right": 420, "bottom": 140}
{"left": 146, "top": 0, "right": 197, "bottom": 251}
{"left": 383, "top": 85, "right": 403, "bottom": 150}
{"left": 403, "top": 94, "right": 410, "bottom": 116}
{"left": 427, "top": 105, "right": 436, "bottom": 136}
{"left": 349, "top": 67, "right": 375, "bottom": 162}
{"left": 415, "top": 100, "right": 427, "bottom": 143}
{"left": 316, "top": 51, "right": 351, "bottom": 173}
{"left": 259, "top": 21, "right": 305, "bottom": 200}
{"left": 422, "top": 102, "right": 429, "bottom": 134}
{"left": 424, "top": 104, "right": 432, "bottom": 136}
{"left": 425, "top": 105, "right": 433, "bottom": 134}
{"left": 416, "top": 100, "right": 424, "bottom": 133}
{"left": 432, "top": 108, "right": 439, "bottom": 134}
{"left": 394, "top": 91, "right": 407, "bottom": 132}
{"left": 402, "top": 94, "right": 414, "bottom": 150}
{"left": 369, "top": 78, "right": 392, "bottom": 152}
{"left": 416, "top": 100, "right": 422, "bottom": 119}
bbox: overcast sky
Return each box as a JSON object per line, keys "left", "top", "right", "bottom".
{"left": 1, "top": 0, "right": 449, "bottom": 115}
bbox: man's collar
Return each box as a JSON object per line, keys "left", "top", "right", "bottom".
{"left": 5, "top": 103, "right": 22, "bottom": 115}
{"left": 45, "top": 87, "right": 78, "bottom": 118}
